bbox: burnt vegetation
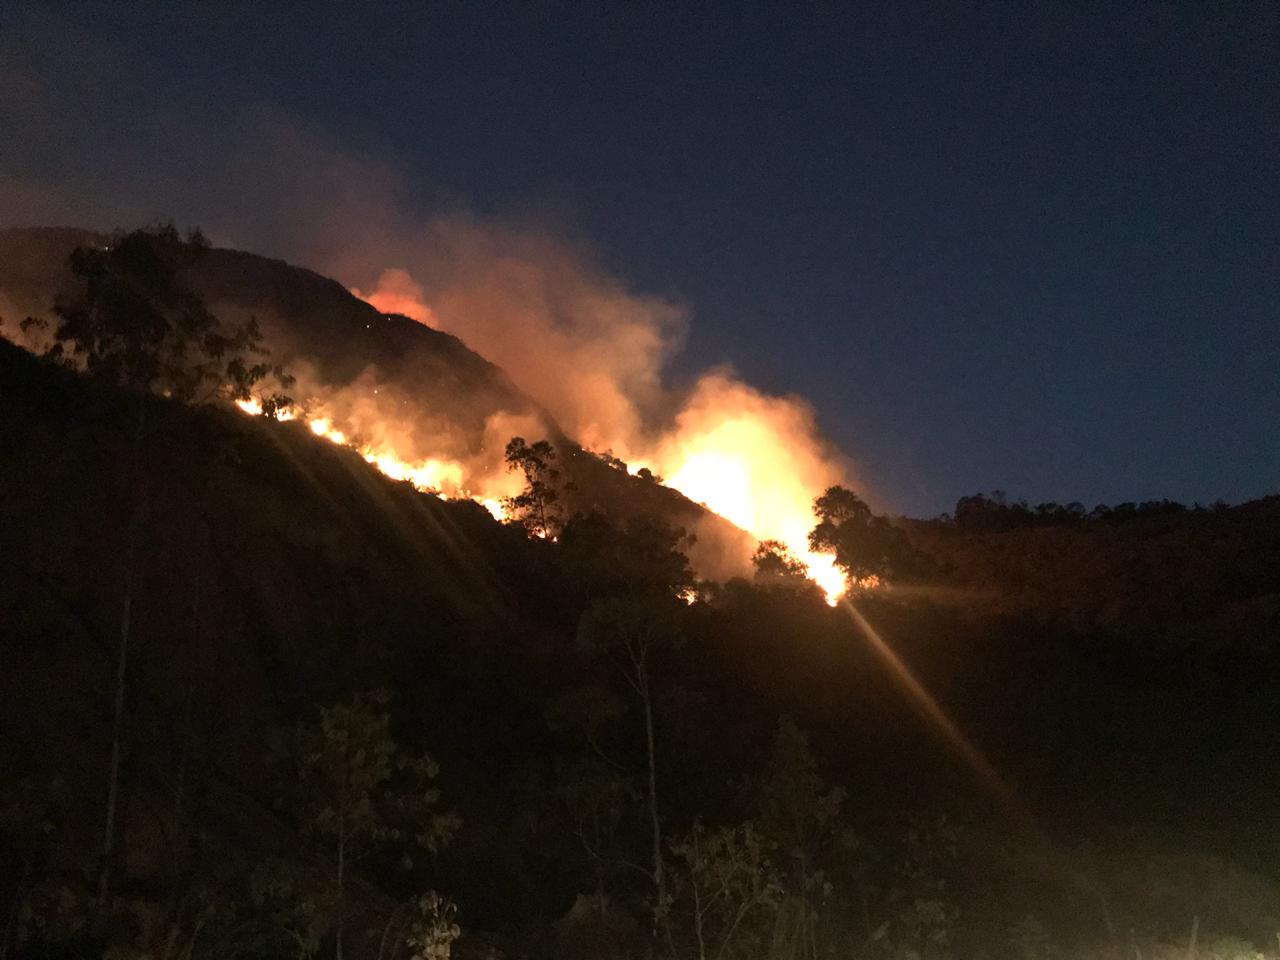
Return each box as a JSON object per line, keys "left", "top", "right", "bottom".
{"left": 3, "top": 229, "right": 1280, "bottom": 960}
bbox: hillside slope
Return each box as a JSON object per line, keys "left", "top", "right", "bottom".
{"left": 0, "top": 226, "right": 755, "bottom": 573}
{"left": 6, "top": 336, "right": 1280, "bottom": 956}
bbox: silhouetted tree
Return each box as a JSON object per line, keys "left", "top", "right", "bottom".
{"left": 47, "top": 224, "right": 292, "bottom": 917}
{"left": 562, "top": 513, "right": 696, "bottom": 943}
{"left": 545, "top": 683, "right": 637, "bottom": 911}
{"left": 809, "top": 487, "right": 918, "bottom": 583}
{"left": 752, "top": 540, "right": 806, "bottom": 580}
{"left": 503, "top": 437, "right": 567, "bottom": 539}
{"left": 667, "top": 821, "right": 783, "bottom": 960}
{"left": 749, "top": 717, "right": 855, "bottom": 960}
{"left": 51, "top": 225, "right": 288, "bottom": 404}
{"left": 879, "top": 815, "right": 961, "bottom": 960}
{"left": 270, "top": 693, "right": 459, "bottom": 960}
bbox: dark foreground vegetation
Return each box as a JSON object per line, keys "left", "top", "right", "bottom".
{"left": 3, "top": 230, "right": 1280, "bottom": 960}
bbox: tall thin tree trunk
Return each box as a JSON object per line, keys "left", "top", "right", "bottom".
{"left": 96, "top": 579, "right": 131, "bottom": 909}
{"left": 96, "top": 398, "right": 146, "bottom": 916}
{"left": 641, "top": 674, "right": 666, "bottom": 934}
{"left": 160, "top": 671, "right": 198, "bottom": 949}
{"left": 336, "top": 817, "right": 346, "bottom": 960}
{"left": 2, "top": 863, "right": 33, "bottom": 960}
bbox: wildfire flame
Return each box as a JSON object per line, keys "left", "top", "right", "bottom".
{"left": 622, "top": 452, "right": 846, "bottom": 604}
{"left": 235, "top": 397, "right": 506, "bottom": 521}
{"left": 664, "top": 453, "right": 845, "bottom": 602}
{"left": 640, "top": 373, "right": 850, "bottom": 605}
{"left": 4, "top": 233, "right": 857, "bottom": 608}
{"left": 350, "top": 265, "right": 856, "bottom": 605}
{"left": 235, "top": 381, "right": 849, "bottom": 604}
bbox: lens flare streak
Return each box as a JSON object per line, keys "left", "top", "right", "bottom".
{"left": 838, "top": 597, "right": 1035, "bottom": 831}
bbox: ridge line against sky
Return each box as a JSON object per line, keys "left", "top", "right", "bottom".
{"left": 2, "top": 1, "right": 1277, "bottom": 516}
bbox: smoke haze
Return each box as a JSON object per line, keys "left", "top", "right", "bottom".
{"left": 1, "top": 10, "right": 865, "bottom": 581}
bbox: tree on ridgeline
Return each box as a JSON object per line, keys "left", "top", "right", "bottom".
{"left": 42, "top": 224, "right": 294, "bottom": 920}
{"left": 808, "top": 486, "right": 922, "bottom": 585}
{"left": 949, "top": 490, "right": 1189, "bottom": 531}
{"left": 503, "top": 436, "right": 568, "bottom": 539}
{"left": 750, "top": 540, "right": 829, "bottom": 602}
{"left": 49, "top": 224, "right": 291, "bottom": 407}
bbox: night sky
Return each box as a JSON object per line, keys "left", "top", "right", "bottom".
{"left": 2, "top": 2, "right": 1277, "bottom": 516}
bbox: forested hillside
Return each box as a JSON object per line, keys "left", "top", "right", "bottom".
{"left": 5, "top": 335, "right": 1280, "bottom": 959}
{"left": 0, "top": 226, "right": 754, "bottom": 579}
{"left": 3, "top": 229, "right": 1280, "bottom": 960}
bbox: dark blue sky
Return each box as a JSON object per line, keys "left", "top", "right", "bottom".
{"left": 3, "top": 2, "right": 1277, "bottom": 515}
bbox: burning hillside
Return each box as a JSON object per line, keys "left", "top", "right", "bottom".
{"left": 232, "top": 395, "right": 510, "bottom": 522}
{"left": 0, "top": 226, "right": 862, "bottom": 602}
{"left": 230, "top": 379, "right": 846, "bottom": 602}
{"left": 353, "top": 255, "right": 859, "bottom": 602}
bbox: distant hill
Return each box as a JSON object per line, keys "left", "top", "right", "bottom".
{"left": 0, "top": 226, "right": 535, "bottom": 433}
{"left": 899, "top": 497, "right": 1280, "bottom": 642}
{"left": 0, "top": 226, "right": 755, "bottom": 575}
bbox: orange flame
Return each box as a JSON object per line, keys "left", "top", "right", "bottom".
{"left": 235, "top": 399, "right": 503, "bottom": 515}
{"left": 237, "top": 384, "right": 850, "bottom": 602}
{"left": 645, "top": 374, "right": 850, "bottom": 604}
{"left": 288, "top": 399, "right": 847, "bottom": 605}
{"left": 349, "top": 270, "right": 858, "bottom": 604}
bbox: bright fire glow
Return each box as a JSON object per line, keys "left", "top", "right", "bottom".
{"left": 665, "top": 450, "right": 845, "bottom": 604}
{"left": 361, "top": 449, "right": 463, "bottom": 492}
{"left": 308, "top": 417, "right": 348, "bottom": 446}
{"left": 235, "top": 400, "right": 500, "bottom": 514}
{"left": 236, "top": 384, "right": 850, "bottom": 603}
{"left": 649, "top": 375, "right": 850, "bottom": 605}
{"left": 349, "top": 270, "right": 855, "bottom": 604}
{"left": 235, "top": 397, "right": 296, "bottom": 422}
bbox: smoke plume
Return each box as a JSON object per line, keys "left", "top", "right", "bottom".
{"left": 0, "top": 12, "right": 864, "bottom": 584}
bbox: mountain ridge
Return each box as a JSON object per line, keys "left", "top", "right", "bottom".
{"left": 0, "top": 225, "right": 757, "bottom": 576}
